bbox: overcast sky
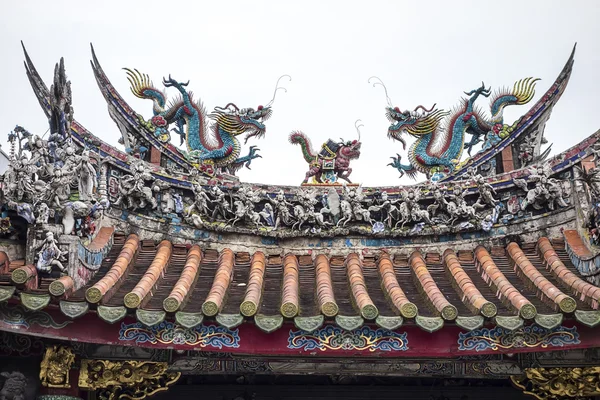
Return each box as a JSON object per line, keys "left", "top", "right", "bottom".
{"left": 1, "top": 0, "right": 598, "bottom": 186}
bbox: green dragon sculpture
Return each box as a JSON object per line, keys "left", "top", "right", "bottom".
{"left": 126, "top": 69, "right": 290, "bottom": 175}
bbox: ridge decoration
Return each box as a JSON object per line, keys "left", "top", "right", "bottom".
{"left": 126, "top": 69, "right": 290, "bottom": 176}
{"left": 370, "top": 76, "right": 539, "bottom": 181}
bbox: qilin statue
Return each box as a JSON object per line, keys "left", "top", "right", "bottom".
{"left": 125, "top": 69, "right": 290, "bottom": 175}
{"left": 289, "top": 120, "right": 363, "bottom": 184}
{"left": 370, "top": 76, "right": 539, "bottom": 180}
{"left": 0, "top": 371, "right": 27, "bottom": 400}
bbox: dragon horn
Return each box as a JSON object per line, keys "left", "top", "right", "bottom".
{"left": 266, "top": 74, "right": 292, "bottom": 107}
{"left": 354, "top": 119, "right": 364, "bottom": 141}
{"left": 368, "top": 76, "right": 393, "bottom": 107}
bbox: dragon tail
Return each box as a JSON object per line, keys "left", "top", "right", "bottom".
{"left": 489, "top": 77, "right": 539, "bottom": 123}
{"left": 289, "top": 131, "right": 316, "bottom": 163}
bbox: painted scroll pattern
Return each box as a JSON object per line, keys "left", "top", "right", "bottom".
{"left": 288, "top": 325, "right": 408, "bottom": 352}
{"left": 458, "top": 325, "right": 580, "bottom": 351}
{"left": 0, "top": 303, "right": 71, "bottom": 330}
{"left": 119, "top": 321, "right": 240, "bottom": 349}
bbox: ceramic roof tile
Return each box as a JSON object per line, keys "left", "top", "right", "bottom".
{"left": 124, "top": 240, "right": 172, "bottom": 309}
{"left": 507, "top": 242, "right": 576, "bottom": 314}
{"left": 410, "top": 251, "right": 457, "bottom": 321}
{"left": 474, "top": 246, "right": 537, "bottom": 319}
{"left": 85, "top": 234, "right": 139, "bottom": 304}
{"left": 443, "top": 250, "right": 497, "bottom": 318}
{"left": 346, "top": 253, "right": 378, "bottom": 320}
{"left": 281, "top": 254, "right": 300, "bottom": 318}
{"left": 537, "top": 237, "right": 600, "bottom": 309}
{"left": 240, "top": 252, "right": 265, "bottom": 317}
{"left": 163, "top": 245, "right": 202, "bottom": 313}
{"left": 378, "top": 253, "right": 417, "bottom": 318}
{"left": 315, "top": 255, "right": 338, "bottom": 317}
{"left": 202, "top": 249, "right": 234, "bottom": 316}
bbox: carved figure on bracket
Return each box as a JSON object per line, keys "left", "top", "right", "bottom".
{"left": 514, "top": 164, "right": 569, "bottom": 212}
{"left": 35, "top": 232, "right": 67, "bottom": 274}
{"left": 35, "top": 202, "right": 49, "bottom": 225}
{"left": 76, "top": 149, "right": 98, "bottom": 201}
{"left": 40, "top": 345, "right": 76, "bottom": 388}
{"left": 368, "top": 191, "right": 399, "bottom": 228}
{"left": 46, "top": 167, "right": 72, "bottom": 208}
{"left": 470, "top": 171, "right": 498, "bottom": 209}
{"left": 576, "top": 164, "right": 600, "bottom": 245}
{"left": 229, "top": 200, "right": 270, "bottom": 229}
{"left": 289, "top": 121, "right": 362, "bottom": 185}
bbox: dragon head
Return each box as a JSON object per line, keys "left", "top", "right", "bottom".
{"left": 339, "top": 139, "right": 362, "bottom": 160}
{"left": 239, "top": 105, "right": 273, "bottom": 144}
{"left": 386, "top": 105, "right": 448, "bottom": 150}
{"left": 212, "top": 103, "right": 273, "bottom": 144}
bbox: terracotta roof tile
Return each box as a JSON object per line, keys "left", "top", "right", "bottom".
{"left": 409, "top": 252, "right": 457, "bottom": 321}
{"left": 443, "top": 250, "right": 497, "bottom": 318}
{"left": 85, "top": 234, "right": 139, "bottom": 304}
{"left": 163, "top": 245, "right": 202, "bottom": 313}
{"left": 345, "top": 253, "right": 378, "bottom": 320}
{"left": 538, "top": 237, "right": 600, "bottom": 310}
{"left": 240, "top": 252, "right": 265, "bottom": 317}
{"left": 474, "top": 246, "right": 537, "bottom": 319}
{"left": 378, "top": 253, "right": 417, "bottom": 318}
{"left": 124, "top": 240, "right": 172, "bottom": 309}
{"left": 281, "top": 254, "right": 300, "bottom": 318}
{"left": 315, "top": 255, "right": 338, "bottom": 317}
{"left": 202, "top": 249, "right": 235, "bottom": 316}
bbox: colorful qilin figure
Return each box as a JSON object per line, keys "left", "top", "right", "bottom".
{"left": 371, "top": 77, "right": 539, "bottom": 179}
{"left": 126, "top": 70, "right": 290, "bottom": 175}
{"left": 289, "top": 134, "right": 362, "bottom": 185}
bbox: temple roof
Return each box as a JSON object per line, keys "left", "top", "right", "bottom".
{"left": 3, "top": 229, "right": 600, "bottom": 333}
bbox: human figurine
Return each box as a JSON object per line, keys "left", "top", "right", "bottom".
{"left": 76, "top": 149, "right": 97, "bottom": 201}
{"left": 36, "top": 232, "right": 67, "bottom": 274}
{"left": 209, "top": 185, "right": 232, "bottom": 220}
{"left": 186, "top": 183, "right": 211, "bottom": 217}
{"left": 473, "top": 174, "right": 498, "bottom": 209}
{"left": 47, "top": 168, "right": 72, "bottom": 208}
{"left": 270, "top": 189, "right": 294, "bottom": 228}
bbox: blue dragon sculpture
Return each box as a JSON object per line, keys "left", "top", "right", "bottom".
{"left": 371, "top": 77, "right": 539, "bottom": 180}
{"left": 125, "top": 69, "right": 290, "bottom": 175}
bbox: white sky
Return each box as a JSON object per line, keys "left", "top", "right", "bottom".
{"left": 1, "top": 0, "right": 599, "bottom": 186}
